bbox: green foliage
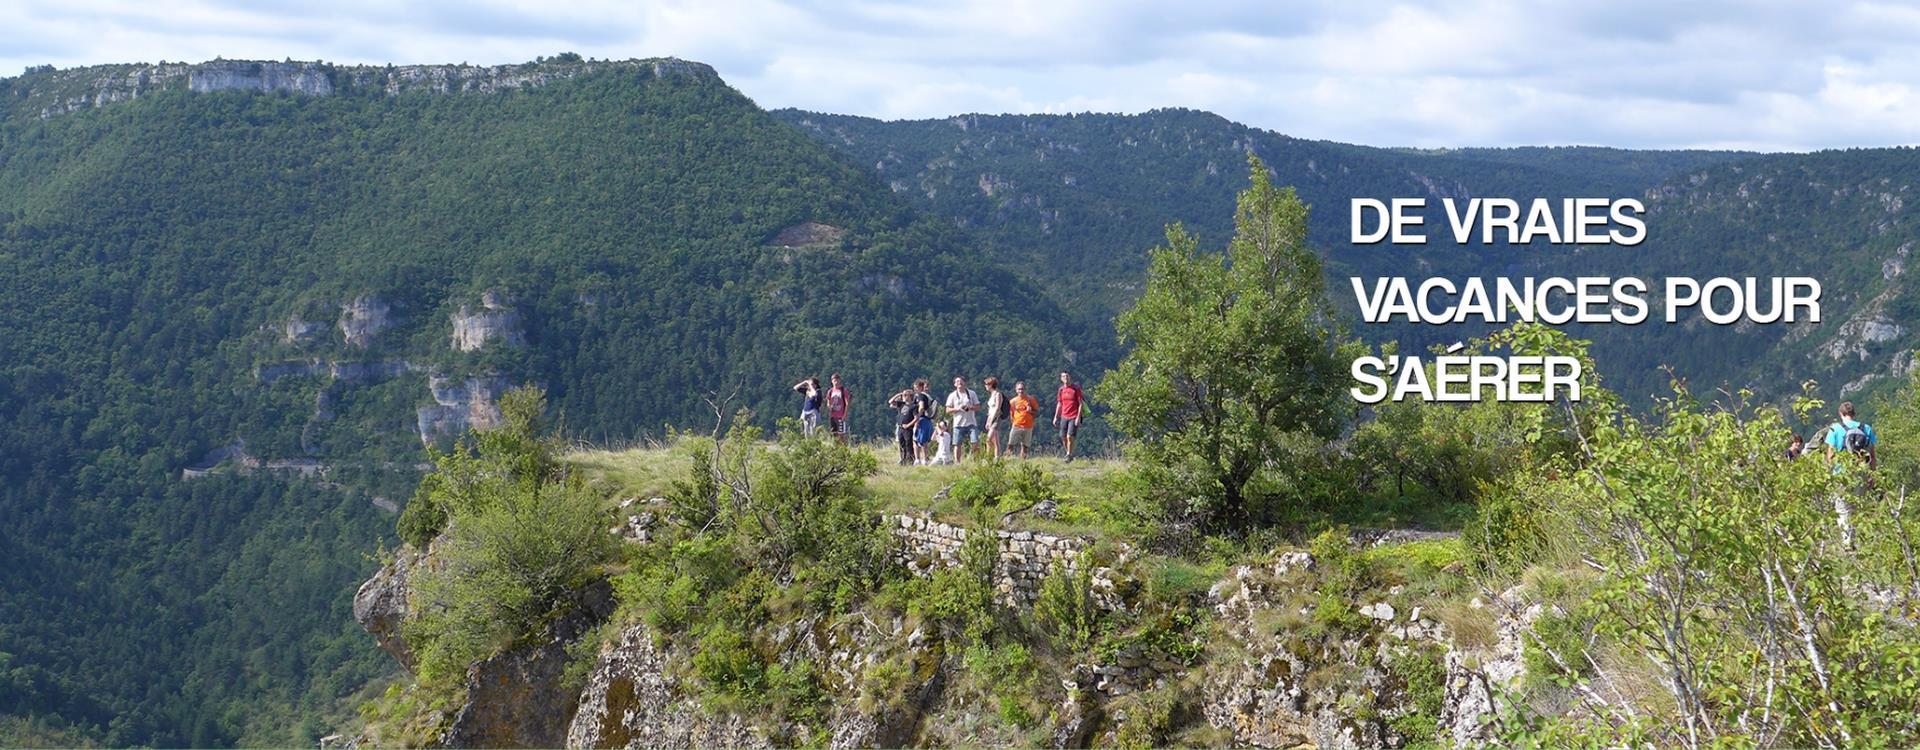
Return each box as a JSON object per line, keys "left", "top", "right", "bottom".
{"left": 948, "top": 459, "right": 1060, "bottom": 516}
{"left": 1033, "top": 556, "right": 1099, "bottom": 651}
{"left": 1384, "top": 645, "right": 1446, "bottom": 743}
{"left": 606, "top": 420, "right": 889, "bottom": 723}
{"left": 1489, "top": 386, "right": 1920, "bottom": 747}
{"left": 0, "top": 60, "right": 1095, "bottom": 745}
{"left": 1100, "top": 157, "right": 1366, "bottom": 533}
{"left": 961, "top": 641, "right": 1039, "bottom": 729}
{"left": 403, "top": 387, "right": 615, "bottom": 682}
{"left": 1097, "top": 608, "right": 1205, "bottom": 669}
{"left": 692, "top": 625, "right": 768, "bottom": 702}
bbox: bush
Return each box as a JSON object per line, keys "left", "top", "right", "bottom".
{"left": 1034, "top": 556, "right": 1099, "bottom": 651}
{"left": 949, "top": 460, "right": 1059, "bottom": 516}
{"left": 1384, "top": 645, "right": 1446, "bottom": 742}
{"left": 401, "top": 387, "right": 616, "bottom": 681}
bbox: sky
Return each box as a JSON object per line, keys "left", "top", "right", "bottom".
{"left": 6, "top": 0, "right": 1920, "bottom": 152}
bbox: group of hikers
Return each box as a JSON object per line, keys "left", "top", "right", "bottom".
{"left": 1785, "top": 400, "right": 1880, "bottom": 469}
{"left": 791, "top": 371, "right": 1089, "bottom": 465}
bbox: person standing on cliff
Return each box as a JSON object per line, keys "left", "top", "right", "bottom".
{"left": 1054, "top": 371, "right": 1086, "bottom": 462}
{"left": 792, "top": 376, "right": 822, "bottom": 436}
{"left": 825, "top": 373, "right": 851, "bottom": 445}
{"left": 912, "top": 379, "right": 937, "bottom": 465}
{"left": 945, "top": 376, "right": 981, "bottom": 463}
{"left": 888, "top": 387, "right": 917, "bottom": 466}
{"left": 982, "top": 377, "right": 1008, "bottom": 459}
{"left": 1007, "top": 381, "right": 1039, "bottom": 460}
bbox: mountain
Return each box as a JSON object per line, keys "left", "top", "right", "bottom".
{"left": 0, "top": 57, "right": 1087, "bottom": 746}
{"left": 774, "top": 109, "right": 1920, "bottom": 407}
{"left": 7, "top": 53, "right": 1920, "bottom": 746}
{"left": 771, "top": 108, "right": 1742, "bottom": 315}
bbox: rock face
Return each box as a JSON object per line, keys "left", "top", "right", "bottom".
{"left": 357, "top": 522, "right": 1549, "bottom": 750}
{"left": 566, "top": 624, "right": 771, "bottom": 749}
{"left": 282, "top": 317, "right": 324, "bottom": 344}
{"left": 444, "top": 580, "right": 616, "bottom": 749}
{"left": 20, "top": 57, "right": 720, "bottom": 118}
{"left": 1199, "top": 554, "right": 1536, "bottom": 749}
{"left": 338, "top": 295, "right": 393, "bottom": 348}
{"left": 416, "top": 374, "right": 510, "bottom": 445}
{"left": 188, "top": 60, "right": 332, "bottom": 95}
{"left": 450, "top": 293, "right": 525, "bottom": 352}
{"left": 353, "top": 546, "right": 425, "bottom": 670}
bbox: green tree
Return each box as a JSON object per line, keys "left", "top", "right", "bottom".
{"left": 402, "top": 387, "right": 615, "bottom": 681}
{"left": 1099, "top": 156, "right": 1363, "bottom": 532}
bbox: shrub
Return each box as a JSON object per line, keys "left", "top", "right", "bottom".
{"left": 1034, "top": 556, "right": 1098, "bottom": 651}
{"left": 1384, "top": 645, "right": 1446, "bottom": 743}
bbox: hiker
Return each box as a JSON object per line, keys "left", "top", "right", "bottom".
{"left": 825, "top": 373, "right": 852, "bottom": 445}
{"left": 913, "top": 379, "right": 937, "bottom": 465}
{"left": 1007, "top": 381, "right": 1039, "bottom": 459}
{"left": 1823, "top": 401, "right": 1878, "bottom": 547}
{"left": 888, "top": 388, "right": 917, "bottom": 466}
{"left": 1785, "top": 433, "right": 1806, "bottom": 460}
{"left": 1054, "top": 370, "right": 1086, "bottom": 462}
{"left": 792, "top": 376, "right": 822, "bottom": 436}
{"left": 1824, "top": 401, "right": 1878, "bottom": 468}
{"left": 982, "top": 377, "right": 1008, "bottom": 459}
{"left": 932, "top": 420, "right": 955, "bottom": 465}
{"left": 945, "top": 376, "right": 981, "bottom": 463}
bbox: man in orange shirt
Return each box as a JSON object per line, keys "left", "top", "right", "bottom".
{"left": 1006, "top": 381, "right": 1040, "bottom": 459}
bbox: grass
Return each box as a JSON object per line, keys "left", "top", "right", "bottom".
{"left": 565, "top": 437, "right": 1134, "bottom": 538}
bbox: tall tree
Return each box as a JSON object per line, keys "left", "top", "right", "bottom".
{"left": 1099, "top": 156, "right": 1362, "bottom": 532}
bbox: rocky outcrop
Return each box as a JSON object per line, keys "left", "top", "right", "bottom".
{"left": 1201, "top": 551, "right": 1535, "bottom": 749}
{"left": 19, "top": 57, "right": 720, "bottom": 118}
{"left": 358, "top": 518, "right": 1547, "bottom": 750}
{"left": 188, "top": 60, "right": 332, "bottom": 95}
{"left": 353, "top": 545, "right": 426, "bottom": 670}
{"left": 450, "top": 292, "right": 525, "bottom": 352}
{"left": 566, "top": 625, "right": 771, "bottom": 749}
{"left": 416, "top": 374, "right": 511, "bottom": 445}
{"left": 444, "top": 580, "right": 615, "bottom": 749}
{"left": 281, "top": 317, "right": 325, "bottom": 344}
{"left": 338, "top": 296, "right": 393, "bottom": 348}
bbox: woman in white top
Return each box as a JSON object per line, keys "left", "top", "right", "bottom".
{"left": 982, "top": 377, "right": 1007, "bottom": 459}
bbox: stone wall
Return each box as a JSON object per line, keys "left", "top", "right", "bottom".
{"left": 884, "top": 513, "right": 1120, "bottom": 606}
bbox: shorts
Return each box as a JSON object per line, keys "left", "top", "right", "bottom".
{"left": 1009, "top": 426, "right": 1033, "bottom": 447}
{"left": 1059, "top": 417, "right": 1081, "bottom": 437}
{"left": 829, "top": 416, "right": 848, "bottom": 435}
{"left": 986, "top": 421, "right": 1004, "bottom": 440}
{"left": 800, "top": 409, "right": 820, "bottom": 433}
{"left": 915, "top": 417, "right": 934, "bottom": 445}
{"left": 955, "top": 424, "right": 979, "bottom": 444}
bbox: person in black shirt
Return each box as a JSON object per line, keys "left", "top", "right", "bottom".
{"left": 791, "top": 376, "right": 822, "bottom": 436}
{"left": 888, "top": 388, "right": 918, "bottom": 466}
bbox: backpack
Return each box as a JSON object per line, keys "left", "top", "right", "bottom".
{"left": 1841, "top": 420, "right": 1876, "bottom": 466}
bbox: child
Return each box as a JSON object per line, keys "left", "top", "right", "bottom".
{"left": 931, "top": 420, "right": 954, "bottom": 465}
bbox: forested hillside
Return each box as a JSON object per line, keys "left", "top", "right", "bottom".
{"left": 8, "top": 53, "right": 1920, "bottom": 747}
{"left": 0, "top": 57, "right": 1091, "bottom": 746}
{"left": 775, "top": 110, "right": 1920, "bottom": 406}
{"left": 772, "top": 108, "right": 1741, "bottom": 319}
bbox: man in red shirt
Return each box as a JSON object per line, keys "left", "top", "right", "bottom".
{"left": 825, "top": 373, "right": 851, "bottom": 445}
{"left": 1054, "top": 370, "right": 1086, "bottom": 462}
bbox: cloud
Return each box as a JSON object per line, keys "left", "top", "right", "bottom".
{"left": 4, "top": 0, "right": 1920, "bottom": 151}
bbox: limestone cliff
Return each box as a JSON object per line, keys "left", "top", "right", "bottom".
{"left": 6, "top": 56, "right": 720, "bottom": 119}
{"left": 353, "top": 517, "right": 1549, "bottom": 749}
